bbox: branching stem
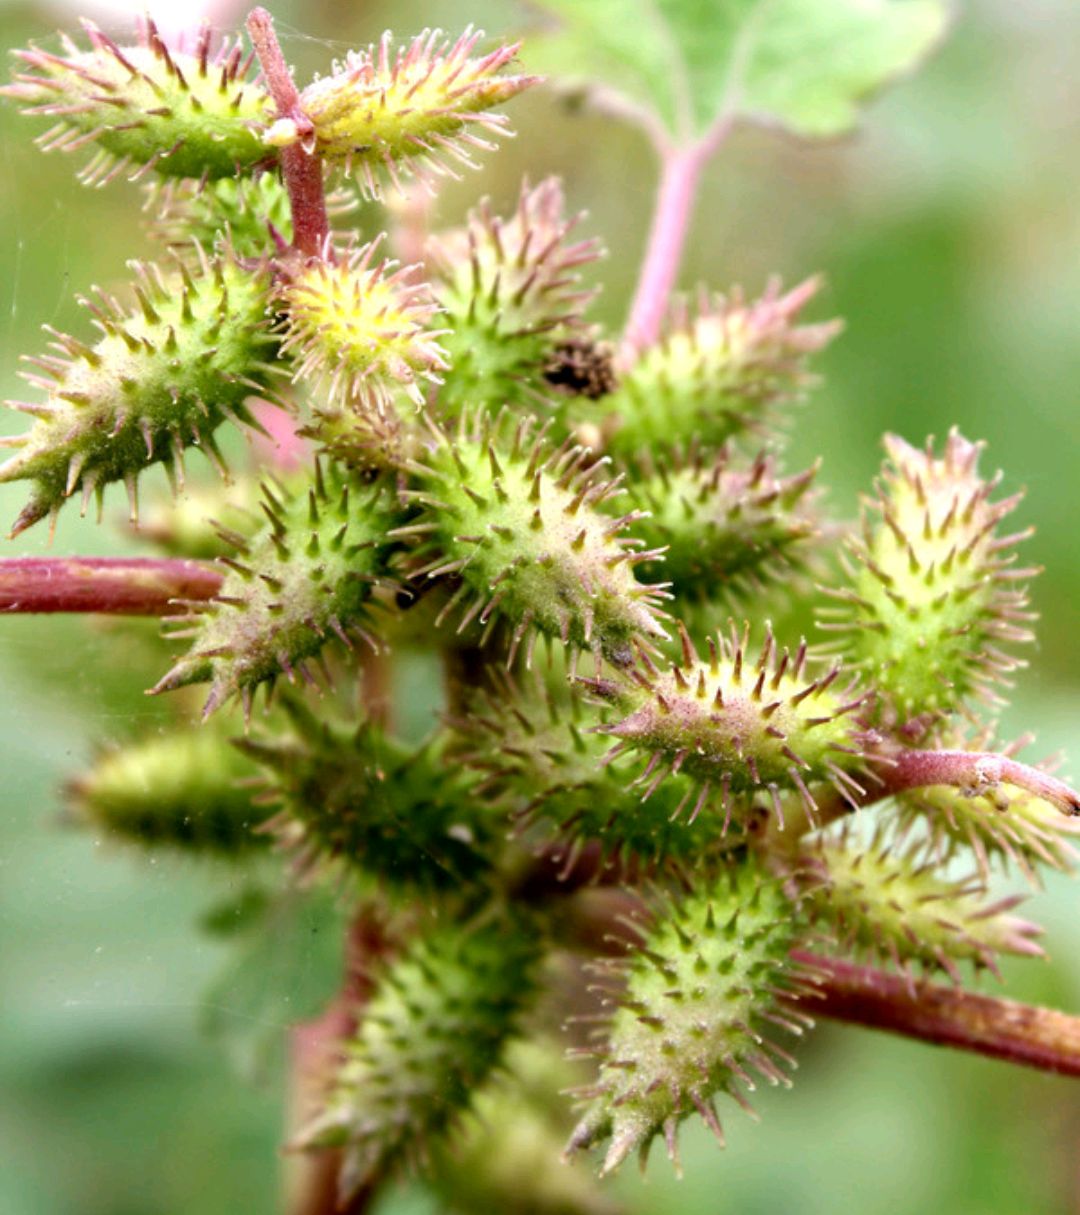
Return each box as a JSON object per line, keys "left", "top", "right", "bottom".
{"left": 247, "top": 7, "right": 329, "bottom": 258}
{"left": 0, "top": 557, "right": 221, "bottom": 615}
{"left": 795, "top": 951, "right": 1080, "bottom": 1077}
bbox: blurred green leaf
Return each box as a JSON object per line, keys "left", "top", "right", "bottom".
{"left": 526, "top": 0, "right": 948, "bottom": 142}
{"left": 199, "top": 885, "right": 345, "bottom": 1079}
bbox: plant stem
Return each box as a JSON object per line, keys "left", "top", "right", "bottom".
{"left": 286, "top": 907, "right": 395, "bottom": 1215}
{"left": 246, "top": 7, "right": 329, "bottom": 258}
{"left": 877, "top": 747, "right": 1080, "bottom": 816}
{"left": 622, "top": 120, "right": 732, "bottom": 357}
{"left": 794, "top": 951, "right": 1080, "bottom": 1077}
{"left": 0, "top": 557, "right": 221, "bottom": 614}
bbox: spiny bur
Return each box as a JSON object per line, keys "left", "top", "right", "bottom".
{"left": 0, "top": 247, "right": 279, "bottom": 536}
{"left": 2, "top": 19, "right": 272, "bottom": 185}
{"left": 152, "top": 463, "right": 400, "bottom": 717}
{"left": 279, "top": 237, "right": 448, "bottom": 411}
{"left": 264, "top": 28, "right": 537, "bottom": 196}
{"left": 429, "top": 178, "right": 602, "bottom": 418}
{"left": 582, "top": 278, "right": 840, "bottom": 461}
{"left": 237, "top": 696, "right": 491, "bottom": 892}
{"left": 822, "top": 429, "right": 1037, "bottom": 723}
{"left": 428, "top": 1039, "right": 622, "bottom": 1215}
{"left": 457, "top": 671, "right": 726, "bottom": 871}
{"left": 66, "top": 725, "right": 266, "bottom": 854}
{"left": 797, "top": 827, "right": 1045, "bottom": 982}
{"left": 298, "top": 914, "right": 540, "bottom": 1201}
{"left": 401, "top": 408, "right": 669, "bottom": 667}
{"left": 565, "top": 859, "right": 818, "bottom": 1176}
{"left": 622, "top": 447, "right": 820, "bottom": 602}
{"left": 589, "top": 621, "right": 870, "bottom": 829}
{"left": 146, "top": 174, "right": 291, "bottom": 258}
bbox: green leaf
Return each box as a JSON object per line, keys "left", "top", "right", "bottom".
{"left": 526, "top": 0, "right": 948, "bottom": 143}
{"left": 199, "top": 886, "right": 345, "bottom": 1079}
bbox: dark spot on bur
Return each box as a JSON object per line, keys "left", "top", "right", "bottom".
{"left": 603, "top": 638, "right": 635, "bottom": 669}
{"left": 542, "top": 339, "right": 617, "bottom": 400}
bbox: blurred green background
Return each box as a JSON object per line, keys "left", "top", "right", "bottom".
{"left": 1, "top": 0, "right": 1079, "bottom": 1212}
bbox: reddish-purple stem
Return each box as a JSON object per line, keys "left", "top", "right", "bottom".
{"left": 622, "top": 120, "right": 733, "bottom": 357}
{"left": 795, "top": 951, "right": 1080, "bottom": 1077}
{"left": 0, "top": 557, "right": 221, "bottom": 615}
{"left": 877, "top": 747, "right": 1080, "bottom": 817}
{"left": 246, "top": 7, "right": 328, "bottom": 258}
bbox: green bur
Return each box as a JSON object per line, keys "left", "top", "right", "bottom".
{"left": 566, "top": 859, "right": 817, "bottom": 1175}
{"left": 67, "top": 725, "right": 265, "bottom": 854}
{"left": 823, "top": 430, "right": 1037, "bottom": 722}
{"left": 593, "top": 622, "right": 869, "bottom": 828}
{"left": 430, "top": 179, "right": 602, "bottom": 419}
{"left": 582, "top": 278, "right": 839, "bottom": 461}
{"left": 799, "top": 828, "right": 1045, "bottom": 980}
{"left": 0, "top": 249, "right": 278, "bottom": 536}
{"left": 299, "top": 915, "right": 541, "bottom": 1201}
{"left": 153, "top": 464, "right": 400, "bottom": 715}
{"left": 2, "top": 19, "right": 271, "bottom": 183}
{"left": 238, "top": 697, "right": 491, "bottom": 893}
{"left": 404, "top": 408, "right": 668, "bottom": 667}
{"left": 623, "top": 448, "right": 819, "bottom": 602}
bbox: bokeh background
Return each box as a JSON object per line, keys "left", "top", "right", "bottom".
{"left": 1, "top": 0, "right": 1079, "bottom": 1212}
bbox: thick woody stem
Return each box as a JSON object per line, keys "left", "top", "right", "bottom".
{"left": 246, "top": 7, "right": 329, "bottom": 258}
{"left": 794, "top": 951, "right": 1080, "bottom": 1077}
{"left": 0, "top": 557, "right": 221, "bottom": 615}
{"left": 622, "top": 120, "right": 733, "bottom": 357}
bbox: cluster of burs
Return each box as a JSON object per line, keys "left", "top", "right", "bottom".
{"left": 3, "top": 14, "right": 1075, "bottom": 1206}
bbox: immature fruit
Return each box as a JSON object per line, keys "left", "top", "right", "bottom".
{"left": 591, "top": 622, "right": 869, "bottom": 828}
{"left": 265, "top": 28, "right": 537, "bottom": 196}
{"left": 152, "top": 463, "right": 400, "bottom": 716}
{"left": 623, "top": 447, "right": 819, "bottom": 602}
{"left": 402, "top": 408, "right": 669, "bottom": 668}
{"left": 299, "top": 915, "right": 540, "bottom": 1200}
{"left": 583, "top": 278, "right": 840, "bottom": 460}
{"left": 146, "top": 174, "right": 292, "bottom": 259}
{"left": 459, "top": 672, "right": 728, "bottom": 870}
{"left": 566, "top": 859, "right": 817, "bottom": 1175}
{"left": 822, "top": 430, "right": 1037, "bottom": 722}
{"left": 2, "top": 19, "right": 271, "bottom": 184}
{"left": 238, "top": 697, "right": 491, "bottom": 892}
{"left": 429, "top": 1039, "right": 621, "bottom": 1215}
{"left": 278, "top": 238, "right": 448, "bottom": 411}
{"left": 429, "top": 179, "right": 602, "bottom": 419}
{"left": 135, "top": 474, "right": 266, "bottom": 560}
{"left": 0, "top": 248, "right": 279, "bottom": 536}
{"left": 67, "top": 725, "right": 265, "bottom": 854}
{"left": 798, "top": 828, "right": 1045, "bottom": 981}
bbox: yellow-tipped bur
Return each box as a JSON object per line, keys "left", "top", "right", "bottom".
{"left": 267, "top": 28, "right": 537, "bottom": 196}
{"left": 279, "top": 238, "right": 448, "bottom": 411}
